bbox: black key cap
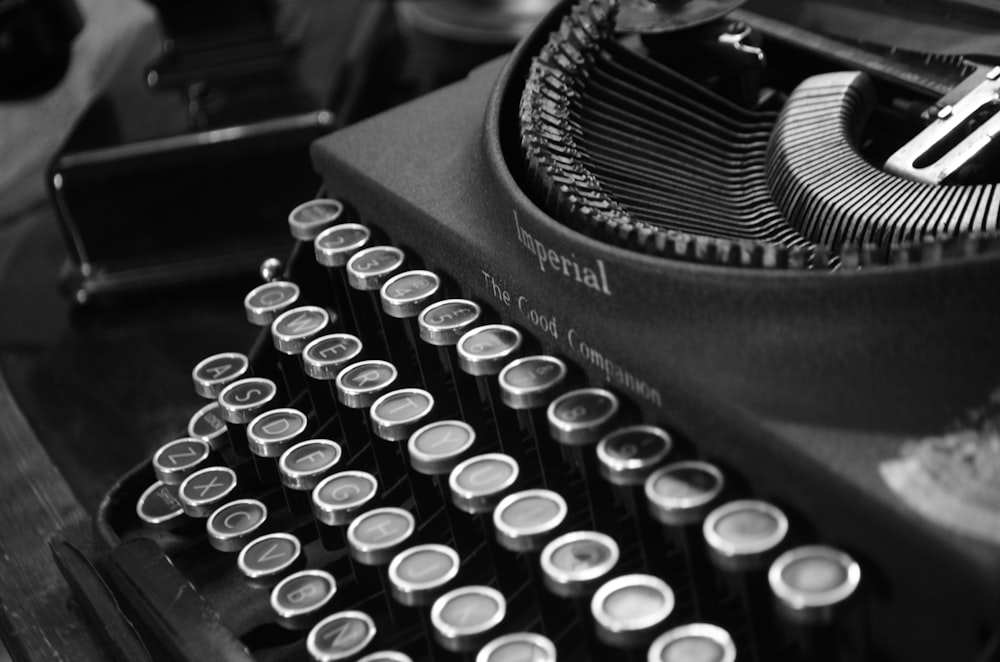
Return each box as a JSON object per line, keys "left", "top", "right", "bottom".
{"left": 237, "top": 532, "right": 304, "bottom": 586}
{"left": 247, "top": 407, "right": 310, "bottom": 482}
{"left": 306, "top": 610, "right": 377, "bottom": 661}
{"left": 244, "top": 280, "right": 301, "bottom": 327}
{"left": 312, "top": 470, "right": 379, "bottom": 551}
{"left": 271, "top": 569, "right": 338, "bottom": 630}
{"left": 206, "top": 498, "right": 268, "bottom": 553}
{"left": 192, "top": 352, "right": 249, "bottom": 399}
{"left": 431, "top": 585, "right": 507, "bottom": 654}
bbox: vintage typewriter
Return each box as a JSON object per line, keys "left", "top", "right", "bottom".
{"left": 71, "top": 0, "right": 1000, "bottom": 660}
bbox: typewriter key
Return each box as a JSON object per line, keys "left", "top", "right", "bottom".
{"left": 303, "top": 333, "right": 363, "bottom": 381}
{"left": 647, "top": 623, "right": 736, "bottom": 662}
{"left": 431, "top": 585, "right": 507, "bottom": 653}
{"left": 418, "top": 299, "right": 482, "bottom": 346}
{"left": 313, "top": 470, "right": 379, "bottom": 527}
{"left": 247, "top": 408, "right": 309, "bottom": 458}
{"left": 272, "top": 306, "right": 333, "bottom": 355}
{"left": 347, "top": 507, "right": 416, "bottom": 565}
{"left": 769, "top": 545, "right": 861, "bottom": 625}
{"left": 457, "top": 324, "right": 523, "bottom": 377}
{"left": 315, "top": 223, "right": 371, "bottom": 268}
{"left": 187, "top": 401, "right": 228, "bottom": 449}
{"left": 370, "top": 388, "right": 435, "bottom": 442}
{"left": 449, "top": 453, "right": 520, "bottom": 514}
{"left": 408, "top": 420, "right": 476, "bottom": 476}
{"left": 307, "top": 610, "right": 377, "bottom": 661}
{"left": 704, "top": 499, "right": 789, "bottom": 572}
{"left": 178, "top": 466, "right": 238, "bottom": 518}
{"left": 152, "top": 438, "right": 211, "bottom": 485}
{"left": 388, "top": 543, "right": 461, "bottom": 607}
{"left": 206, "top": 498, "right": 267, "bottom": 552}
{"left": 238, "top": 532, "right": 303, "bottom": 584}
{"left": 381, "top": 270, "right": 441, "bottom": 318}
{"left": 192, "top": 352, "right": 249, "bottom": 399}
{"left": 336, "top": 360, "right": 398, "bottom": 409}
{"left": 271, "top": 569, "right": 337, "bottom": 630}
{"left": 591, "top": 574, "right": 675, "bottom": 648}
{"left": 280, "top": 439, "right": 344, "bottom": 490}
{"left": 357, "top": 652, "right": 412, "bottom": 662}
{"left": 288, "top": 198, "right": 346, "bottom": 242}
{"left": 136, "top": 480, "right": 186, "bottom": 529}
{"left": 547, "top": 388, "right": 620, "bottom": 447}
{"left": 244, "top": 280, "right": 301, "bottom": 326}
{"left": 477, "top": 632, "right": 557, "bottom": 662}
{"left": 597, "top": 425, "right": 673, "bottom": 487}
{"left": 540, "top": 530, "right": 620, "bottom": 599}
{"left": 347, "top": 246, "right": 405, "bottom": 291}
{"left": 493, "top": 489, "right": 568, "bottom": 553}
{"left": 498, "top": 355, "right": 568, "bottom": 410}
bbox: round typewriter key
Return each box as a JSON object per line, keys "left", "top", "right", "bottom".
{"left": 347, "top": 507, "right": 416, "bottom": 565}
{"left": 218, "top": 377, "right": 278, "bottom": 424}
{"left": 280, "top": 439, "right": 344, "bottom": 490}
{"left": 704, "top": 500, "right": 789, "bottom": 572}
{"left": 388, "top": 543, "right": 461, "bottom": 607}
{"left": 477, "top": 632, "right": 557, "bottom": 662}
{"left": 272, "top": 305, "right": 333, "bottom": 355}
{"left": 769, "top": 545, "right": 861, "bottom": 625}
{"left": 136, "top": 480, "right": 186, "bottom": 529}
{"left": 188, "top": 402, "right": 228, "bottom": 448}
{"left": 238, "top": 532, "right": 303, "bottom": 584}
{"left": 289, "top": 198, "right": 345, "bottom": 242}
{"left": 245, "top": 280, "right": 301, "bottom": 325}
{"left": 247, "top": 408, "right": 309, "bottom": 458}
{"left": 431, "top": 585, "right": 507, "bottom": 653}
{"left": 152, "top": 438, "right": 211, "bottom": 485}
{"left": 418, "top": 299, "right": 482, "bottom": 346}
{"left": 449, "top": 453, "right": 520, "bottom": 514}
{"left": 456, "top": 324, "right": 523, "bottom": 376}
{"left": 207, "top": 498, "right": 268, "bottom": 552}
{"left": 597, "top": 425, "right": 673, "bottom": 486}
{"left": 591, "top": 574, "right": 676, "bottom": 648}
{"left": 312, "top": 471, "right": 379, "bottom": 526}
{"left": 315, "top": 223, "right": 371, "bottom": 267}
{"left": 645, "top": 461, "right": 725, "bottom": 526}
{"left": 493, "top": 489, "right": 568, "bottom": 553}
{"left": 192, "top": 352, "right": 249, "bottom": 399}
{"left": 335, "top": 360, "right": 398, "bottom": 409}
{"left": 547, "top": 388, "right": 620, "bottom": 446}
{"left": 498, "top": 355, "right": 568, "bottom": 409}
{"left": 647, "top": 623, "right": 736, "bottom": 662}
{"left": 271, "top": 569, "right": 337, "bottom": 630}
{"left": 381, "top": 270, "right": 441, "bottom": 318}
{"left": 307, "top": 610, "right": 377, "bottom": 661}
{"left": 370, "top": 388, "right": 435, "bottom": 441}
{"left": 358, "top": 652, "right": 412, "bottom": 662}
{"left": 178, "top": 466, "right": 238, "bottom": 518}
{"left": 540, "top": 530, "right": 619, "bottom": 598}
{"left": 408, "top": 420, "right": 476, "bottom": 476}
{"left": 303, "top": 333, "right": 363, "bottom": 381}
{"left": 347, "top": 246, "right": 405, "bottom": 290}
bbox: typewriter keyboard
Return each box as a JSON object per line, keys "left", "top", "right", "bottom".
{"left": 121, "top": 198, "right": 866, "bottom": 662}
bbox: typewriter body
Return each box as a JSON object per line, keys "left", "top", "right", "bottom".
{"left": 85, "top": 1, "right": 1000, "bottom": 661}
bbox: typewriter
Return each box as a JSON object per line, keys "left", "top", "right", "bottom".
{"left": 73, "top": 0, "right": 1000, "bottom": 660}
